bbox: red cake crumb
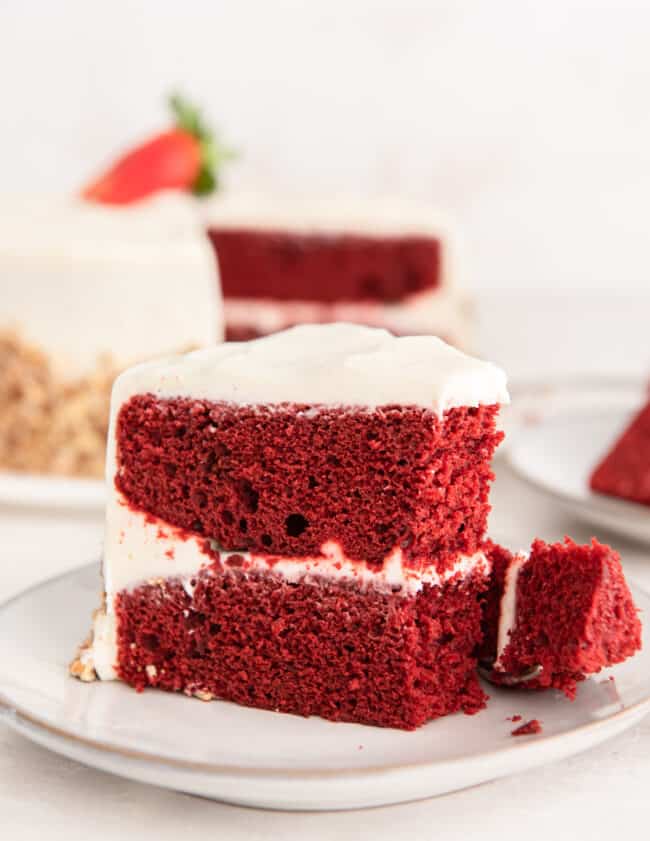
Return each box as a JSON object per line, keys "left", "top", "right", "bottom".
{"left": 482, "top": 539, "right": 641, "bottom": 698}
{"left": 114, "top": 563, "right": 489, "bottom": 730}
{"left": 115, "top": 398, "right": 502, "bottom": 570}
{"left": 507, "top": 714, "right": 522, "bottom": 722}
{"left": 511, "top": 719, "right": 542, "bottom": 736}
{"left": 590, "top": 400, "right": 650, "bottom": 506}
{"left": 208, "top": 229, "right": 442, "bottom": 303}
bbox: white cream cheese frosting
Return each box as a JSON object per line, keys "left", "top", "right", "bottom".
{"left": 205, "top": 193, "right": 455, "bottom": 239}
{"left": 106, "top": 322, "right": 508, "bottom": 427}
{"left": 104, "top": 501, "right": 491, "bottom": 597}
{"left": 0, "top": 192, "right": 222, "bottom": 376}
{"left": 494, "top": 552, "right": 529, "bottom": 670}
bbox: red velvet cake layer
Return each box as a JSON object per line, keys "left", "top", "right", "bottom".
{"left": 115, "top": 398, "right": 502, "bottom": 569}
{"left": 114, "top": 560, "right": 488, "bottom": 730}
{"left": 590, "top": 400, "right": 650, "bottom": 506}
{"left": 482, "top": 539, "right": 641, "bottom": 698}
{"left": 208, "top": 229, "right": 442, "bottom": 302}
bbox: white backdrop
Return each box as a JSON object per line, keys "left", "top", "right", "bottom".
{"left": 2, "top": 0, "right": 650, "bottom": 294}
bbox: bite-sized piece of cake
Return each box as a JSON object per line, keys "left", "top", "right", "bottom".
{"left": 590, "top": 400, "right": 650, "bottom": 506}
{"left": 0, "top": 194, "right": 222, "bottom": 477}
{"left": 481, "top": 538, "right": 641, "bottom": 699}
{"left": 205, "top": 195, "right": 472, "bottom": 346}
{"left": 73, "top": 323, "right": 509, "bottom": 729}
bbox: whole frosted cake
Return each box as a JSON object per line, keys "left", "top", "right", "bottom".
{"left": 0, "top": 194, "right": 222, "bottom": 477}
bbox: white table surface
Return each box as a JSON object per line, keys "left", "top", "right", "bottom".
{"left": 2, "top": 292, "right": 650, "bottom": 840}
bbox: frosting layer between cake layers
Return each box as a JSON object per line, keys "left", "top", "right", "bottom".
{"left": 223, "top": 286, "right": 473, "bottom": 346}
{"left": 90, "top": 501, "right": 491, "bottom": 681}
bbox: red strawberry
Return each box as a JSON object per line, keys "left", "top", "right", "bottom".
{"left": 82, "top": 95, "right": 234, "bottom": 204}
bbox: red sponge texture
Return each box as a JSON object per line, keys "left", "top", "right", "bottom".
{"left": 208, "top": 229, "right": 442, "bottom": 303}
{"left": 115, "top": 398, "right": 502, "bottom": 570}
{"left": 115, "top": 560, "right": 489, "bottom": 730}
{"left": 590, "top": 401, "right": 650, "bottom": 506}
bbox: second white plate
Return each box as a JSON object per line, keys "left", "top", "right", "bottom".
{"left": 506, "top": 406, "right": 650, "bottom": 544}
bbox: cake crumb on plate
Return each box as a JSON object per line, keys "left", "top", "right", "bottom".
{"left": 511, "top": 719, "right": 543, "bottom": 736}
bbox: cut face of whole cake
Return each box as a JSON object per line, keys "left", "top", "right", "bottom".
{"left": 205, "top": 196, "right": 471, "bottom": 347}
{"left": 75, "top": 323, "right": 509, "bottom": 729}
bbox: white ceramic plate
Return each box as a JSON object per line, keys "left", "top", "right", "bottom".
{"left": 1, "top": 564, "right": 649, "bottom": 811}
{"left": 498, "top": 375, "right": 645, "bottom": 459}
{"left": 506, "top": 406, "right": 650, "bottom": 545}
{"left": 0, "top": 472, "right": 105, "bottom": 510}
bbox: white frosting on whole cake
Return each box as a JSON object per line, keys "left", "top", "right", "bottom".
{"left": 205, "top": 193, "right": 455, "bottom": 239}
{"left": 90, "top": 500, "right": 491, "bottom": 681}
{"left": 224, "top": 286, "right": 473, "bottom": 349}
{"left": 0, "top": 193, "right": 222, "bottom": 376}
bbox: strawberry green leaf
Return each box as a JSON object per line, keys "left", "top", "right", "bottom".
{"left": 169, "top": 92, "right": 237, "bottom": 196}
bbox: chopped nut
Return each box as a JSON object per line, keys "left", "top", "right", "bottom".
{"left": 0, "top": 329, "right": 117, "bottom": 477}
{"left": 194, "top": 690, "right": 214, "bottom": 702}
{"left": 68, "top": 637, "right": 98, "bottom": 682}
{"left": 0, "top": 330, "right": 195, "bottom": 478}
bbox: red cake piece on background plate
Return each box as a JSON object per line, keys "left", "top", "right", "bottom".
{"left": 481, "top": 538, "right": 641, "bottom": 698}
{"left": 590, "top": 400, "right": 650, "bottom": 506}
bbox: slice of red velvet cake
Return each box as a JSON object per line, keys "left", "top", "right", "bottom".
{"left": 205, "top": 196, "right": 471, "bottom": 346}
{"left": 481, "top": 538, "right": 641, "bottom": 698}
{"left": 590, "top": 400, "right": 650, "bottom": 506}
{"left": 74, "top": 323, "right": 509, "bottom": 729}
